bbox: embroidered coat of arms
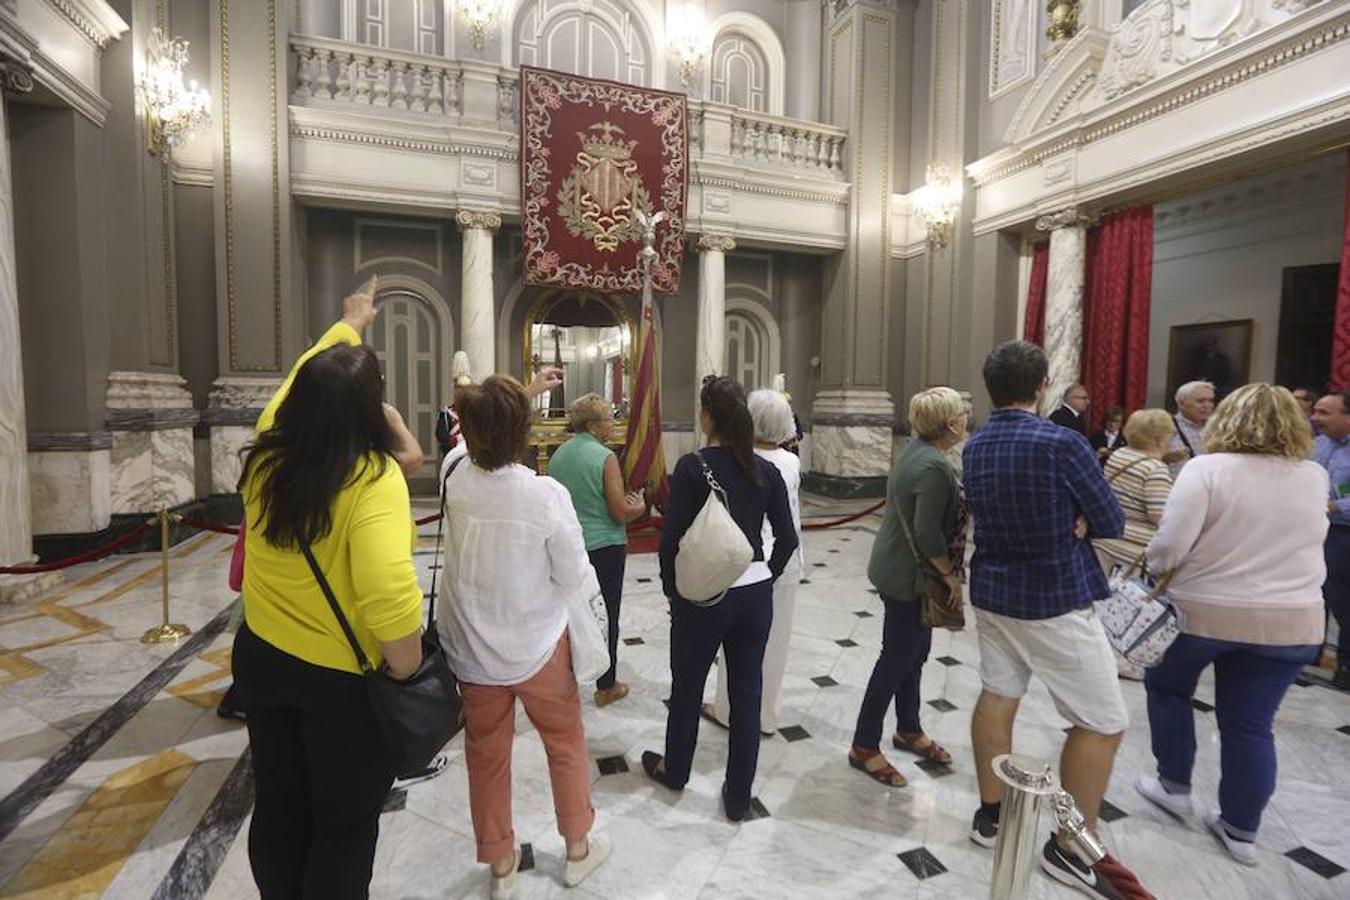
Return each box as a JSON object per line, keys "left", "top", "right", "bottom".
{"left": 520, "top": 67, "right": 687, "bottom": 294}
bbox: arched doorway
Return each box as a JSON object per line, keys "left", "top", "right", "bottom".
{"left": 368, "top": 278, "right": 455, "bottom": 486}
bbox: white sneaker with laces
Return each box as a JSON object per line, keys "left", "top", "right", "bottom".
{"left": 1206, "top": 812, "right": 1258, "bottom": 867}
{"left": 1135, "top": 774, "right": 1193, "bottom": 819}
{"left": 562, "top": 834, "right": 612, "bottom": 888}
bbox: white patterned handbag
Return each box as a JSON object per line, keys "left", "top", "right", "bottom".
{"left": 1096, "top": 560, "right": 1184, "bottom": 668}
{"left": 566, "top": 567, "right": 611, "bottom": 684}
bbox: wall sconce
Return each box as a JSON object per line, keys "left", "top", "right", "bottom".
{"left": 912, "top": 165, "right": 963, "bottom": 250}
{"left": 461, "top": 0, "right": 503, "bottom": 51}
{"left": 136, "top": 28, "right": 210, "bottom": 157}
{"left": 667, "top": 5, "right": 712, "bottom": 88}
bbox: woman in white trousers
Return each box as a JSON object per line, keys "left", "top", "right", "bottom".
{"left": 703, "top": 388, "right": 803, "bottom": 735}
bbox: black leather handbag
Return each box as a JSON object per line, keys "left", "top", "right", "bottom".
{"left": 301, "top": 500, "right": 462, "bottom": 777}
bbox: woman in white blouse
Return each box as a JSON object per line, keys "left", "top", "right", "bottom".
{"left": 438, "top": 375, "right": 610, "bottom": 899}
{"left": 703, "top": 388, "right": 804, "bottom": 735}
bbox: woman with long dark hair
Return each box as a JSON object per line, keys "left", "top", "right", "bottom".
{"left": 642, "top": 376, "right": 798, "bottom": 821}
{"left": 232, "top": 277, "right": 427, "bottom": 899}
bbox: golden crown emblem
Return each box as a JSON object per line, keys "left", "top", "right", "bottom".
{"left": 576, "top": 122, "right": 638, "bottom": 163}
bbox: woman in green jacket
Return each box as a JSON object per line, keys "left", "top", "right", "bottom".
{"left": 848, "top": 386, "right": 968, "bottom": 788}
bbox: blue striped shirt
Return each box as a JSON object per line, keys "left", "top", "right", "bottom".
{"left": 963, "top": 409, "right": 1125, "bottom": 620}
{"left": 1314, "top": 434, "right": 1350, "bottom": 528}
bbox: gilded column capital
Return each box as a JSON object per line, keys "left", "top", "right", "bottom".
{"left": 1034, "top": 207, "right": 1096, "bottom": 232}
{"left": 0, "top": 50, "right": 34, "bottom": 97}
{"left": 696, "top": 234, "right": 736, "bottom": 254}
{"left": 456, "top": 209, "right": 502, "bottom": 232}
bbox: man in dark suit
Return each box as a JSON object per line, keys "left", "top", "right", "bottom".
{"left": 1048, "top": 384, "right": 1090, "bottom": 437}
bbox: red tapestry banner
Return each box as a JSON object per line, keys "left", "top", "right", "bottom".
{"left": 520, "top": 66, "right": 688, "bottom": 294}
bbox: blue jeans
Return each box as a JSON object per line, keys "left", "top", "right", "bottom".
{"left": 664, "top": 580, "right": 774, "bottom": 815}
{"left": 852, "top": 595, "right": 932, "bottom": 750}
{"left": 1144, "top": 633, "right": 1318, "bottom": 838}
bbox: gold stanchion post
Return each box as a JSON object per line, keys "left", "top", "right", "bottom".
{"left": 141, "top": 508, "right": 192, "bottom": 644}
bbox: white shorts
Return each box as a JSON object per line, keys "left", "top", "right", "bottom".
{"left": 975, "top": 607, "right": 1129, "bottom": 735}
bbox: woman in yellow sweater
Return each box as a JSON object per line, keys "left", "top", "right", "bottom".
{"left": 231, "top": 276, "right": 427, "bottom": 900}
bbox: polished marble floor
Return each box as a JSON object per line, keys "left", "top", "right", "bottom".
{"left": 0, "top": 496, "right": 1348, "bottom": 899}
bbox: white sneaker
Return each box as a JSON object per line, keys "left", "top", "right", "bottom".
{"left": 562, "top": 834, "right": 612, "bottom": 888}
{"left": 1135, "top": 774, "right": 1193, "bottom": 819}
{"left": 1206, "top": 812, "right": 1258, "bottom": 867}
{"left": 490, "top": 849, "right": 519, "bottom": 900}
{"left": 392, "top": 753, "right": 448, "bottom": 790}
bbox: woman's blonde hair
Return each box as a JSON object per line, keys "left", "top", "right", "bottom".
{"left": 567, "top": 393, "right": 610, "bottom": 433}
{"left": 909, "top": 386, "right": 965, "bottom": 441}
{"left": 1203, "top": 383, "right": 1313, "bottom": 459}
{"left": 1123, "top": 408, "right": 1173, "bottom": 451}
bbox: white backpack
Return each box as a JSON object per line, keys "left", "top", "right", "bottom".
{"left": 675, "top": 451, "right": 754, "bottom": 606}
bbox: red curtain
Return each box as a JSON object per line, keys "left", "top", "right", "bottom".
{"left": 1331, "top": 150, "right": 1350, "bottom": 389}
{"left": 1082, "top": 206, "right": 1154, "bottom": 433}
{"left": 1023, "top": 241, "right": 1050, "bottom": 346}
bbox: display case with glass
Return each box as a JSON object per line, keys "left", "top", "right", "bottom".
{"left": 522, "top": 292, "right": 636, "bottom": 472}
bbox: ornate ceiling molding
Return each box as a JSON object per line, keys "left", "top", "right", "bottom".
{"left": 45, "top": 0, "right": 129, "bottom": 49}
{"left": 1001, "top": 0, "right": 1336, "bottom": 150}
{"left": 971, "top": 5, "right": 1350, "bottom": 191}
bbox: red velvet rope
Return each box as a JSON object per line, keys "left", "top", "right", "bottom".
{"left": 0, "top": 520, "right": 156, "bottom": 574}
{"left": 802, "top": 500, "right": 885, "bottom": 530}
{"left": 178, "top": 516, "right": 241, "bottom": 536}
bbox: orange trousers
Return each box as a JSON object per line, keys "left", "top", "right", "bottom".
{"left": 459, "top": 635, "right": 595, "bottom": 863}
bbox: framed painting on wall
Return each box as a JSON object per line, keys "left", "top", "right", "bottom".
{"left": 1165, "top": 319, "right": 1253, "bottom": 410}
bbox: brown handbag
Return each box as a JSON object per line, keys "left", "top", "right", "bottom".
{"left": 896, "top": 503, "right": 965, "bottom": 631}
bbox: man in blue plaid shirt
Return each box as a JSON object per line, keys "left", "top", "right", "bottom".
{"left": 963, "top": 341, "right": 1136, "bottom": 898}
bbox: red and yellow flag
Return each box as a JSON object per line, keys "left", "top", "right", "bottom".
{"left": 621, "top": 275, "right": 668, "bottom": 508}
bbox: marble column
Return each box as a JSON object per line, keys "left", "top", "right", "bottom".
{"left": 812, "top": 0, "right": 897, "bottom": 496}
{"left": 1035, "top": 207, "right": 1093, "bottom": 414}
{"left": 0, "top": 58, "right": 35, "bottom": 572}
{"left": 106, "top": 373, "right": 199, "bottom": 513}
{"left": 457, "top": 209, "right": 501, "bottom": 381}
{"left": 695, "top": 234, "right": 735, "bottom": 412}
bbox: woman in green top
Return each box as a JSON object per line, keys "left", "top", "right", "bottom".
{"left": 848, "top": 386, "right": 968, "bottom": 788}
{"left": 549, "top": 393, "right": 647, "bottom": 706}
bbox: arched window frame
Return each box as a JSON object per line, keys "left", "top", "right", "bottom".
{"left": 701, "top": 12, "right": 786, "bottom": 116}
{"left": 725, "top": 292, "right": 782, "bottom": 392}
{"left": 501, "top": 0, "right": 664, "bottom": 89}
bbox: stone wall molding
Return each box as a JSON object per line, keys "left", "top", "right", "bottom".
{"left": 106, "top": 409, "right": 202, "bottom": 431}
{"left": 28, "top": 431, "right": 114, "bottom": 451}
{"left": 106, "top": 371, "right": 194, "bottom": 409}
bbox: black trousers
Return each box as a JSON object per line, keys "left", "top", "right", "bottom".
{"left": 663, "top": 580, "right": 773, "bottom": 814}
{"left": 1325, "top": 526, "right": 1350, "bottom": 670}
{"left": 232, "top": 624, "right": 394, "bottom": 900}
{"left": 852, "top": 595, "right": 932, "bottom": 750}
{"left": 589, "top": 544, "right": 626, "bottom": 689}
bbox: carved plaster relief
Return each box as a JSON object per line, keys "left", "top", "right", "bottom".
{"left": 1004, "top": 0, "right": 1329, "bottom": 142}
{"left": 990, "top": 0, "right": 1037, "bottom": 98}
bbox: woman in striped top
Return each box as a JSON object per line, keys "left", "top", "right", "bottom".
{"left": 1094, "top": 408, "right": 1175, "bottom": 572}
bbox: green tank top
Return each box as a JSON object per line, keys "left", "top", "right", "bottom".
{"left": 549, "top": 432, "right": 627, "bottom": 551}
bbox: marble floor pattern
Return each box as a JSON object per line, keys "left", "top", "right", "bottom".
{"left": 0, "top": 496, "right": 1348, "bottom": 899}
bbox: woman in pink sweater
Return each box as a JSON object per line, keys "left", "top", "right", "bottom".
{"left": 1137, "top": 384, "right": 1328, "bottom": 867}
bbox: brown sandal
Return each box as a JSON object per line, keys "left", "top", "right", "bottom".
{"left": 892, "top": 732, "right": 952, "bottom": 765}
{"left": 848, "top": 747, "right": 908, "bottom": 788}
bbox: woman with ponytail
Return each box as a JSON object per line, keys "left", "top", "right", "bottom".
{"left": 642, "top": 376, "right": 799, "bottom": 822}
